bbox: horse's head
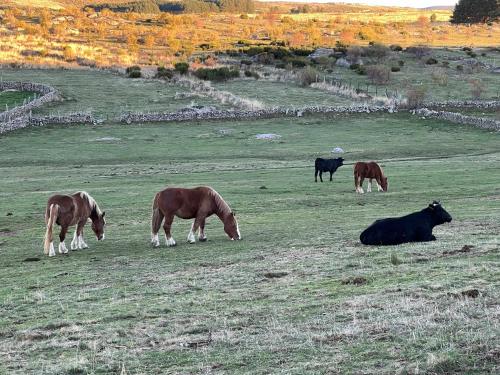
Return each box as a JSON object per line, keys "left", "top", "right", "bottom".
{"left": 428, "top": 201, "right": 452, "bottom": 224}
{"left": 381, "top": 176, "right": 388, "bottom": 192}
{"left": 91, "top": 211, "right": 106, "bottom": 241}
{"left": 224, "top": 212, "right": 241, "bottom": 241}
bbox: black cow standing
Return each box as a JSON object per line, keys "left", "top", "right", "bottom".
{"left": 315, "top": 157, "right": 344, "bottom": 182}
{"left": 360, "top": 201, "right": 452, "bottom": 246}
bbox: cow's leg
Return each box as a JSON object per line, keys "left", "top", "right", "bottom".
{"left": 319, "top": 171, "right": 323, "bottom": 182}
{"left": 163, "top": 214, "right": 176, "bottom": 247}
{"left": 58, "top": 226, "right": 69, "bottom": 254}
{"left": 199, "top": 218, "right": 207, "bottom": 242}
{"left": 76, "top": 222, "right": 88, "bottom": 249}
{"left": 329, "top": 171, "right": 333, "bottom": 181}
{"left": 314, "top": 168, "right": 318, "bottom": 182}
{"left": 367, "top": 179, "right": 372, "bottom": 193}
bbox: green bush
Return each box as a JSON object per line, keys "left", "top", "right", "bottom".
{"left": 426, "top": 58, "right": 438, "bottom": 65}
{"left": 349, "top": 63, "right": 360, "bottom": 70}
{"left": 355, "top": 66, "right": 366, "bottom": 75}
{"left": 156, "top": 66, "right": 174, "bottom": 79}
{"left": 284, "top": 56, "right": 310, "bottom": 68}
{"left": 174, "top": 62, "right": 189, "bottom": 75}
{"left": 466, "top": 51, "right": 477, "bottom": 58}
{"left": 391, "top": 66, "right": 401, "bottom": 72}
{"left": 244, "top": 70, "right": 260, "bottom": 79}
{"left": 194, "top": 67, "right": 240, "bottom": 82}
{"left": 128, "top": 70, "right": 141, "bottom": 78}
{"left": 298, "top": 66, "right": 318, "bottom": 86}
{"left": 126, "top": 66, "right": 141, "bottom": 78}
{"left": 240, "top": 59, "right": 252, "bottom": 66}
{"left": 398, "top": 60, "right": 405, "bottom": 66}
{"left": 390, "top": 44, "right": 403, "bottom": 51}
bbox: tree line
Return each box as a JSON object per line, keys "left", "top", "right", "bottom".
{"left": 85, "top": 0, "right": 255, "bottom": 14}
{"left": 451, "top": 0, "right": 499, "bottom": 24}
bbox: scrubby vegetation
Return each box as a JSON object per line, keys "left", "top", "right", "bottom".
{"left": 193, "top": 66, "right": 240, "bottom": 81}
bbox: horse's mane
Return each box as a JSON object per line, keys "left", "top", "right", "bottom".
{"left": 79, "top": 191, "right": 102, "bottom": 215}
{"left": 208, "top": 188, "right": 231, "bottom": 217}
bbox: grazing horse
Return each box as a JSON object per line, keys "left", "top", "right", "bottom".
{"left": 43, "top": 191, "right": 106, "bottom": 257}
{"left": 151, "top": 186, "right": 241, "bottom": 247}
{"left": 315, "top": 157, "right": 344, "bottom": 182}
{"left": 354, "top": 161, "right": 388, "bottom": 194}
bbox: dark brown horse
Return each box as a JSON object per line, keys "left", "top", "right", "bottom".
{"left": 43, "top": 191, "right": 106, "bottom": 256}
{"left": 354, "top": 161, "right": 388, "bottom": 194}
{"left": 151, "top": 186, "right": 241, "bottom": 247}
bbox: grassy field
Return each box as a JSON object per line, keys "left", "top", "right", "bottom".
{"left": 0, "top": 69, "right": 226, "bottom": 117}
{"left": 0, "top": 90, "right": 36, "bottom": 111}
{"left": 0, "top": 112, "right": 499, "bottom": 374}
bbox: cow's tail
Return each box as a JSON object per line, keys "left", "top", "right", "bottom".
{"left": 43, "top": 204, "right": 59, "bottom": 254}
{"left": 151, "top": 193, "right": 164, "bottom": 235}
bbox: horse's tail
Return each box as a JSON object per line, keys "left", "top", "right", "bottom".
{"left": 44, "top": 203, "right": 59, "bottom": 254}
{"left": 151, "top": 193, "right": 164, "bottom": 235}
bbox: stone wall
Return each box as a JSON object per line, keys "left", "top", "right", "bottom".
{"left": 0, "top": 81, "right": 61, "bottom": 122}
{"left": 0, "top": 113, "right": 96, "bottom": 135}
{"left": 119, "top": 104, "right": 388, "bottom": 124}
{"left": 414, "top": 108, "right": 500, "bottom": 131}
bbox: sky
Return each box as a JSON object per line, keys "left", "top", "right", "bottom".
{"left": 266, "top": 1, "right": 458, "bottom": 8}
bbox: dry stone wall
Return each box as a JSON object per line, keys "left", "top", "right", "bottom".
{"left": 414, "top": 108, "right": 500, "bottom": 131}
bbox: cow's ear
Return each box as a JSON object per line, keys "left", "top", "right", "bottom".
{"left": 428, "top": 204, "right": 435, "bottom": 210}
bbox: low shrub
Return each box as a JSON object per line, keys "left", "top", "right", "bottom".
{"left": 462, "top": 46, "right": 472, "bottom": 52}
{"left": 355, "top": 65, "right": 366, "bottom": 75}
{"left": 194, "top": 67, "right": 240, "bottom": 82}
{"left": 466, "top": 51, "right": 477, "bottom": 58}
{"left": 426, "top": 58, "right": 438, "bottom": 65}
{"left": 126, "top": 65, "right": 141, "bottom": 78}
{"left": 456, "top": 65, "right": 464, "bottom": 72}
{"left": 398, "top": 60, "right": 405, "bottom": 66}
{"left": 366, "top": 64, "right": 391, "bottom": 84}
{"left": 174, "top": 62, "right": 189, "bottom": 74}
{"left": 349, "top": 63, "right": 360, "bottom": 70}
{"left": 441, "top": 61, "right": 450, "bottom": 68}
{"left": 284, "top": 56, "right": 310, "bottom": 68}
{"left": 156, "top": 66, "right": 174, "bottom": 79}
{"left": 391, "top": 66, "right": 401, "bottom": 72}
{"left": 390, "top": 44, "right": 403, "bottom": 52}
{"left": 406, "top": 85, "right": 427, "bottom": 109}
{"left": 298, "top": 66, "right": 318, "bottom": 86}
{"left": 244, "top": 70, "right": 260, "bottom": 79}
{"left": 240, "top": 59, "right": 252, "bottom": 66}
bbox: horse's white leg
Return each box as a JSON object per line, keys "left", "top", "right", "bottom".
{"left": 367, "top": 180, "right": 372, "bottom": 193}
{"left": 377, "top": 182, "right": 383, "bottom": 191}
{"left": 187, "top": 223, "right": 196, "bottom": 244}
{"left": 48, "top": 242, "right": 56, "bottom": 257}
{"left": 71, "top": 229, "right": 78, "bottom": 250}
{"left": 165, "top": 234, "right": 176, "bottom": 247}
{"left": 151, "top": 232, "right": 160, "bottom": 247}
{"left": 78, "top": 235, "right": 88, "bottom": 249}
{"left": 58, "top": 241, "right": 69, "bottom": 254}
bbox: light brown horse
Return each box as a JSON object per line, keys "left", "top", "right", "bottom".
{"left": 151, "top": 186, "right": 241, "bottom": 247}
{"left": 354, "top": 161, "right": 388, "bottom": 194}
{"left": 43, "top": 191, "right": 106, "bottom": 257}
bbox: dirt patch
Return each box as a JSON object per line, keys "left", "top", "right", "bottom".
{"left": 0, "top": 229, "right": 16, "bottom": 237}
{"left": 443, "top": 244, "right": 474, "bottom": 256}
{"left": 262, "top": 271, "right": 288, "bottom": 279}
{"left": 341, "top": 277, "right": 368, "bottom": 286}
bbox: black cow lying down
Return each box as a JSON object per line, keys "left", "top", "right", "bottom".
{"left": 315, "top": 157, "right": 344, "bottom": 182}
{"left": 360, "top": 201, "right": 452, "bottom": 245}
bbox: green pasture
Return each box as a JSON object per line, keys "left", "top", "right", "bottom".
{"left": 0, "top": 69, "right": 225, "bottom": 118}
{"left": 0, "top": 90, "right": 36, "bottom": 111}
{"left": 0, "top": 112, "right": 499, "bottom": 374}
{"left": 213, "top": 80, "right": 354, "bottom": 108}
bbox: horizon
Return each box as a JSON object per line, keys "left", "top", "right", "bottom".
{"left": 263, "top": 0, "right": 458, "bottom": 8}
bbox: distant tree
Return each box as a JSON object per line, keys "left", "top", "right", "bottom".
{"left": 451, "top": 0, "right": 499, "bottom": 24}
{"left": 430, "top": 13, "right": 437, "bottom": 22}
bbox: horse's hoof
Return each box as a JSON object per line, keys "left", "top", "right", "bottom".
{"left": 199, "top": 237, "right": 207, "bottom": 242}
